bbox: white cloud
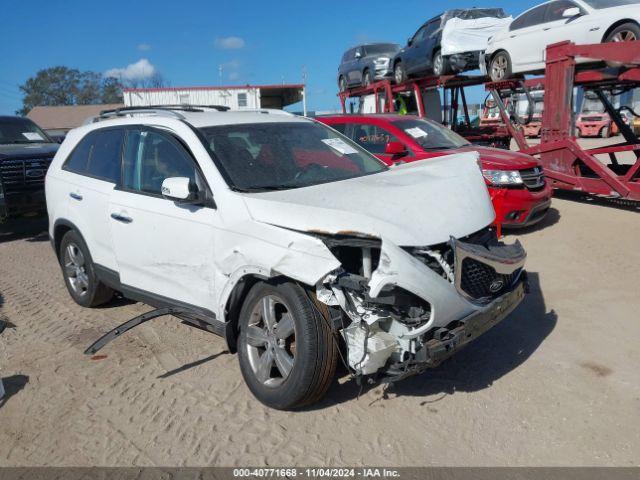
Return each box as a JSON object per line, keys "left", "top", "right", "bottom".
{"left": 215, "top": 36, "right": 245, "bottom": 50}
{"left": 228, "top": 71, "right": 240, "bottom": 81}
{"left": 105, "top": 59, "right": 156, "bottom": 81}
{"left": 137, "top": 43, "right": 151, "bottom": 51}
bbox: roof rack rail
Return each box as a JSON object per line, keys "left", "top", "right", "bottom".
{"left": 88, "top": 104, "right": 231, "bottom": 124}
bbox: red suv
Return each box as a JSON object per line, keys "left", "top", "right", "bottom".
{"left": 318, "top": 114, "right": 552, "bottom": 228}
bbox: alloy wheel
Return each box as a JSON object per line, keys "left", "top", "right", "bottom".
{"left": 64, "top": 243, "right": 89, "bottom": 296}
{"left": 610, "top": 30, "right": 637, "bottom": 42}
{"left": 245, "top": 295, "right": 296, "bottom": 388}
{"left": 492, "top": 55, "right": 508, "bottom": 80}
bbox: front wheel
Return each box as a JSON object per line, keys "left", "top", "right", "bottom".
{"left": 432, "top": 50, "right": 450, "bottom": 76}
{"left": 394, "top": 62, "right": 407, "bottom": 84}
{"left": 490, "top": 51, "right": 512, "bottom": 82}
{"left": 237, "top": 280, "right": 338, "bottom": 410}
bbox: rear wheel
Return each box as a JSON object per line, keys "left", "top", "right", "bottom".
{"left": 394, "top": 62, "right": 407, "bottom": 84}
{"left": 338, "top": 76, "right": 347, "bottom": 92}
{"left": 605, "top": 22, "right": 640, "bottom": 43}
{"left": 59, "top": 230, "right": 113, "bottom": 307}
{"left": 432, "top": 50, "right": 450, "bottom": 76}
{"left": 362, "top": 69, "right": 371, "bottom": 87}
{"left": 490, "top": 51, "right": 512, "bottom": 82}
{"left": 605, "top": 23, "right": 640, "bottom": 66}
{"left": 237, "top": 280, "right": 338, "bottom": 410}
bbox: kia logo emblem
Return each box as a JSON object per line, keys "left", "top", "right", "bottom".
{"left": 489, "top": 279, "right": 505, "bottom": 293}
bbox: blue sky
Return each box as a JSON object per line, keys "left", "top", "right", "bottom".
{"left": 0, "top": 0, "right": 543, "bottom": 115}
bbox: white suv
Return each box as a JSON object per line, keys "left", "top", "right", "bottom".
{"left": 46, "top": 106, "right": 528, "bottom": 409}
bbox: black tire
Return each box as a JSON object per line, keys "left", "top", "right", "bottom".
{"left": 362, "top": 69, "right": 371, "bottom": 87}
{"left": 490, "top": 51, "right": 512, "bottom": 82}
{"left": 237, "top": 280, "right": 338, "bottom": 410}
{"left": 59, "top": 230, "right": 113, "bottom": 307}
{"left": 604, "top": 23, "right": 640, "bottom": 67}
{"left": 432, "top": 50, "right": 450, "bottom": 76}
{"left": 394, "top": 61, "right": 407, "bottom": 84}
{"left": 338, "top": 76, "right": 347, "bottom": 92}
{"left": 605, "top": 22, "right": 640, "bottom": 43}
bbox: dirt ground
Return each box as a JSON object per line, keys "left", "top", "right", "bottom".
{"left": 1, "top": 150, "right": 639, "bottom": 466}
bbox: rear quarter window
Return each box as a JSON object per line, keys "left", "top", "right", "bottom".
{"left": 63, "top": 128, "right": 123, "bottom": 183}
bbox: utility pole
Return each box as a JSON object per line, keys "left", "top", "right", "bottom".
{"left": 218, "top": 64, "right": 223, "bottom": 86}
{"left": 302, "top": 66, "right": 308, "bottom": 117}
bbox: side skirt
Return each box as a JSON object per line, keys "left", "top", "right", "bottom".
{"left": 93, "top": 264, "right": 230, "bottom": 345}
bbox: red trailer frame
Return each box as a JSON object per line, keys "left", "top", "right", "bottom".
{"left": 338, "top": 74, "right": 512, "bottom": 149}
{"left": 486, "top": 41, "right": 640, "bottom": 202}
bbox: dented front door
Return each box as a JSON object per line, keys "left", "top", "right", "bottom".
{"left": 109, "top": 128, "right": 215, "bottom": 311}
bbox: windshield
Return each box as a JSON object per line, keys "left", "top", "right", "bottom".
{"left": 583, "top": 0, "right": 640, "bottom": 8}
{"left": 198, "top": 121, "right": 388, "bottom": 192}
{"left": 392, "top": 118, "right": 471, "bottom": 150}
{"left": 0, "top": 117, "right": 52, "bottom": 145}
{"left": 365, "top": 44, "right": 400, "bottom": 55}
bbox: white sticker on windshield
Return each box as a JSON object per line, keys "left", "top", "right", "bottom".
{"left": 321, "top": 138, "right": 358, "bottom": 155}
{"left": 405, "top": 127, "right": 428, "bottom": 139}
{"left": 23, "top": 132, "right": 44, "bottom": 141}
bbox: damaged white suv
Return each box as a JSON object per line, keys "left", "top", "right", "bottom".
{"left": 46, "top": 106, "right": 527, "bottom": 409}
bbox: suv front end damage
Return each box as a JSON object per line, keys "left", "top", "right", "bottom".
{"left": 315, "top": 228, "right": 527, "bottom": 382}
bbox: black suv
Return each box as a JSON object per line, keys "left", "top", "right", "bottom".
{"left": 392, "top": 8, "right": 508, "bottom": 82}
{"left": 0, "top": 116, "right": 59, "bottom": 220}
{"left": 337, "top": 43, "right": 401, "bottom": 91}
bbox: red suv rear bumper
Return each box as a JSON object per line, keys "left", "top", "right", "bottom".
{"left": 490, "top": 183, "right": 553, "bottom": 228}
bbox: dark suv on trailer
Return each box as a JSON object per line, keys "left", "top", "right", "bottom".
{"left": 393, "top": 8, "right": 508, "bottom": 82}
{"left": 0, "top": 116, "right": 59, "bottom": 220}
{"left": 338, "top": 43, "right": 401, "bottom": 91}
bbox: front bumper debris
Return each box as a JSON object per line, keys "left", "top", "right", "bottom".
{"left": 383, "top": 277, "right": 527, "bottom": 382}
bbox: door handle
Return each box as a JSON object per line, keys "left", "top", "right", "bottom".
{"left": 110, "top": 213, "right": 133, "bottom": 224}
{"left": 510, "top": 34, "right": 517, "bottom": 38}
{"left": 543, "top": 27, "right": 551, "bottom": 31}
{"left": 69, "top": 192, "right": 83, "bottom": 201}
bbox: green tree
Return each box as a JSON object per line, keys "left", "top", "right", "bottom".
{"left": 17, "top": 66, "right": 131, "bottom": 115}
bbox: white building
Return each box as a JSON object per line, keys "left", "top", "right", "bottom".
{"left": 122, "top": 84, "right": 304, "bottom": 111}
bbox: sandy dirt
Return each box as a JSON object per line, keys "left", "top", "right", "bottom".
{"left": 0, "top": 192, "right": 639, "bottom": 467}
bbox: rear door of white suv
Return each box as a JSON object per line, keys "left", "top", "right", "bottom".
{"left": 59, "top": 127, "right": 124, "bottom": 271}
{"left": 108, "top": 126, "right": 216, "bottom": 313}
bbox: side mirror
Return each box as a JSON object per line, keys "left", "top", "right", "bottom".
{"left": 161, "top": 177, "right": 199, "bottom": 203}
{"left": 562, "top": 7, "right": 580, "bottom": 18}
{"left": 385, "top": 141, "right": 407, "bottom": 156}
{"left": 407, "top": 37, "right": 413, "bottom": 46}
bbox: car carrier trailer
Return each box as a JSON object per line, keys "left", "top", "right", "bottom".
{"left": 338, "top": 74, "right": 512, "bottom": 149}
{"left": 486, "top": 40, "right": 640, "bottom": 203}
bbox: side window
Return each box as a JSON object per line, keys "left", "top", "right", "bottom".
{"left": 412, "top": 25, "right": 428, "bottom": 43}
{"left": 544, "top": 1, "right": 582, "bottom": 22}
{"left": 63, "top": 128, "right": 123, "bottom": 183}
{"left": 347, "top": 124, "right": 400, "bottom": 155}
{"left": 424, "top": 20, "right": 440, "bottom": 38}
{"left": 122, "top": 129, "right": 197, "bottom": 196}
{"left": 510, "top": 5, "right": 547, "bottom": 30}
{"left": 329, "top": 123, "right": 347, "bottom": 135}
{"left": 85, "top": 129, "right": 123, "bottom": 183}
{"left": 237, "top": 92, "right": 248, "bottom": 107}
{"left": 64, "top": 133, "right": 94, "bottom": 173}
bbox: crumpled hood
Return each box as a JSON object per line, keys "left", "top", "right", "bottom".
{"left": 0, "top": 143, "right": 59, "bottom": 160}
{"left": 241, "top": 152, "right": 495, "bottom": 246}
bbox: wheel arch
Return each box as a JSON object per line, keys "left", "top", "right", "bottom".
{"left": 222, "top": 272, "right": 289, "bottom": 353}
{"left": 53, "top": 218, "right": 85, "bottom": 260}
{"left": 602, "top": 19, "right": 640, "bottom": 42}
